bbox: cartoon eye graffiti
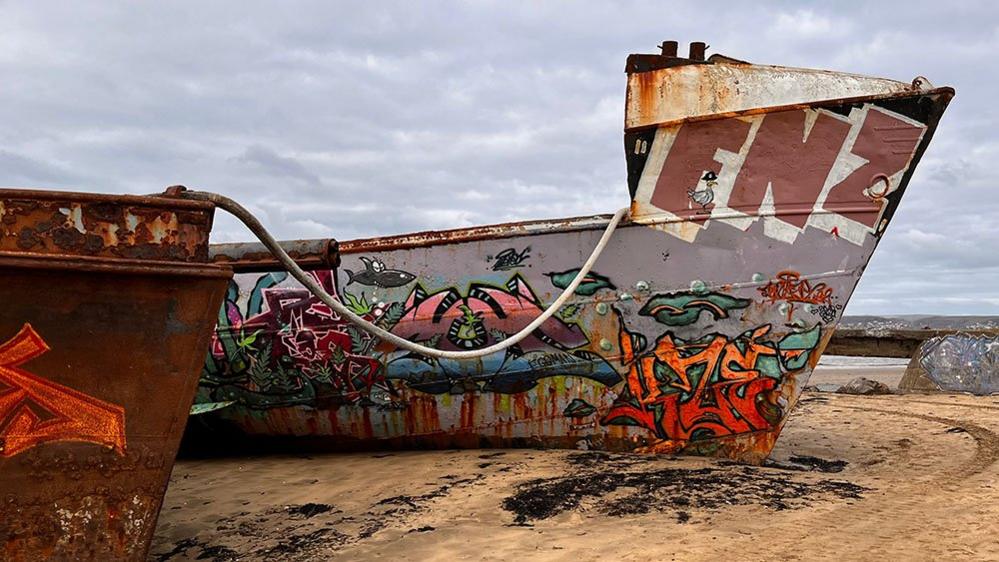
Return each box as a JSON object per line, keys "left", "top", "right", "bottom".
{"left": 638, "top": 291, "right": 751, "bottom": 326}
{"left": 446, "top": 306, "right": 488, "bottom": 349}
{"left": 562, "top": 398, "right": 597, "bottom": 418}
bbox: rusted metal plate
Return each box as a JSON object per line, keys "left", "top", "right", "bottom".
{"left": 337, "top": 214, "right": 614, "bottom": 254}
{"left": 193, "top": 45, "right": 952, "bottom": 464}
{"left": 0, "top": 189, "right": 231, "bottom": 560}
{"left": 623, "top": 47, "right": 927, "bottom": 130}
{"left": 211, "top": 238, "right": 339, "bottom": 272}
{"left": 0, "top": 189, "right": 215, "bottom": 263}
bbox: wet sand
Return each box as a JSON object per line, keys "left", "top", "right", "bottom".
{"left": 152, "top": 367, "right": 999, "bottom": 561}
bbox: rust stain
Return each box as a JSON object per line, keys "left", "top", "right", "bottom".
{"left": 0, "top": 189, "right": 214, "bottom": 263}
{"left": 337, "top": 214, "right": 621, "bottom": 255}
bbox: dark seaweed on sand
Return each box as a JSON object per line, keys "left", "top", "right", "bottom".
{"left": 503, "top": 462, "right": 867, "bottom": 524}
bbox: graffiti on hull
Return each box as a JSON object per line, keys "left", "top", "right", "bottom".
{"left": 201, "top": 270, "right": 623, "bottom": 408}
{"left": 545, "top": 269, "right": 616, "bottom": 296}
{"left": 201, "top": 271, "right": 390, "bottom": 409}
{"left": 345, "top": 257, "right": 416, "bottom": 288}
{"left": 384, "top": 273, "right": 620, "bottom": 394}
{"left": 632, "top": 104, "right": 927, "bottom": 244}
{"left": 488, "top": 247, "right": 531, "bottom": 271}
{"left": 759, "top": 271, "right": 833, "bottom": 305}
{"left": 602, "top": 311, "right": 820, "bottom": 444}
{"left": 0, "top": 324, "right": 126, "bottom": 457}
{"left": 638, "top": 291, "right": 750, "bottom": 326}
{"left": 199, "top": 261, "right": 821, "bottom": 455}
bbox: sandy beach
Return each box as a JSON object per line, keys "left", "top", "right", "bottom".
{"left": 151, "top": 366, "right": 999, "bottom": 560}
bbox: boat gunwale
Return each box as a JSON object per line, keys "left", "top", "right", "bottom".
{"left": 0, "top": 251, "right": 233, "bottom": 278}
{"left": 0, "top": 187, "right": 218, "bottom": 213}
{"left": 624, "top": 85, "right": 954, "bottom": 133}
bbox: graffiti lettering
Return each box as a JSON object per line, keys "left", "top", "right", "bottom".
{"left": 823, "top": 108, "right": 925, "bottom": 227}
{"left": 602, "top": 312, "right": 820, "bottom": 442}
{"left": 0, "top": 324, "right": 126, "bottom": 457}
{"left": 635, "top": 104, "right": 927, "bottom": 244}
{"left": 489, "top": 247, "right": 531, "bottom": 271}
{"left": 651, "top": 118, "right": 751, "bottom": 221}
{"left": 758, "top": 271, "right": 833, "bottom": 305}
{"left": 528, "top": 352, "right": 588, "bottom": 371}
{"left": 813, "top": 302, "right": 843, "bottom": 324}
{"left": 729, "top": 109, "right": 851, "bottom": 228}
{"left": 203, "top": 271, "right": 387, "bottom": 409}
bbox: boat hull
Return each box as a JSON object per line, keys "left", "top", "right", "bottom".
{"left": 196, "top": 89, "right": 952, "bottom": 462}
{"left": 0, "top": 190, "right": 231, "bottom": 560}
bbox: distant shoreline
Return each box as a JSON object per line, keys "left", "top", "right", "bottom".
{"left": 841, "top": 315, "right": 999, "bottom": 330}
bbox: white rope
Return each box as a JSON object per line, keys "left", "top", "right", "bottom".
{"left": 181, "top": 189, "right": 628, "bottom": 360}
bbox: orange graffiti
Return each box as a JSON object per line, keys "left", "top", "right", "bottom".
{"left": 602, "top": 320, "right": 818, "bottom": 442}
{"left": 758, "top": 271, "right": 833, "bottom": 305}
{"left": 0, "top": 324, "right": 126, "bottom": 458}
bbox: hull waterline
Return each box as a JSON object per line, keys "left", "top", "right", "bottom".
{"left": 194, "top": 46, "right": 953, "bottom": 463}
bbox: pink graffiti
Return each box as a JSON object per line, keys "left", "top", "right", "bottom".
{"left": 399, "top": 273, "right": 588, "bottom": 352}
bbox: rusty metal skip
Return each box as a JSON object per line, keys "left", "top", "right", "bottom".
{"left": 0, "top": 189, "right": 232, "bottom": 560}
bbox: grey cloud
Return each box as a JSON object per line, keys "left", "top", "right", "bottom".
{"left": 235, "top": 145, "right": 322, "bottom": 186}
{"left": 0, "top": 150, "right": 85, "bottom": 187}
{"left": 0, "top": 1, "right": 996, "bottom": 314}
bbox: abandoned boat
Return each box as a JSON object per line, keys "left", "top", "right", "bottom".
{"left": 193, "top": 42, "right": 953, "bottom": 463}
{"left": 0, "top": 188, "right": 232, "bottom": 560}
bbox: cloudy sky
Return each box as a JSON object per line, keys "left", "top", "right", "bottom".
{"left": 1, "top": 1, "right": 996, "bottom": 315}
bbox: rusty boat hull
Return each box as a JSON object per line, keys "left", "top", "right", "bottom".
{"left": 0, "top": 190, "right": 232, "bottom": 560}
{"left": 194, "top": 47, "right": 953, "bottom": 463}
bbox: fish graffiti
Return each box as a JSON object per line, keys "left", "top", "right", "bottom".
{"left": 0, "top": 324, "right": 126, "bottom": 457}
{"left": 345, "top": 257, "right": 416, "bottom": 288}
{"left": 602, "top": 311, "right": 820, "bottom": 444}
{"left": 759, "top": 271, "right": 834, "bottom": 305}
{"left": 639, "top": 291, "right": 751, "bottom": 326}
{"left": 545, "top": 269, "right": 616, "bottom": 296}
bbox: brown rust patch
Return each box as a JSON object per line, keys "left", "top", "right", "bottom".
{"left": 625, "top": 86, "right": 954, "bottom": 133}
{"left": 0, "top": 189, "right": 215, "bottom": 263}
{"left": 16, "top": 228, "right": 40, "bottom": 250}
